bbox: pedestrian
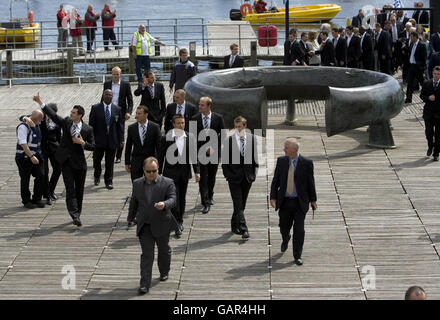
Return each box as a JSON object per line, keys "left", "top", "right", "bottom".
{"left": 130, "top": 24, "right": 165, "bottom": 82}
{"left": 101, "top": 3, "right": 120, "bottom": 51}
{"left": 127, "top": 157, "right": 176, "bottom": 295}
{"left": 56, "top": 4, "right": 68, "bottom": 51}
{"left": 84, "top": 5, "right": 100, "bottom": 53}
{"left": 164, "top": 89, "right": 198, "bottom": 134}
{"left": 283, "top": 28, "right": 297, "bottom": 66}
{"left": 346, "top": 25, "right": 361, "bottom": 68}
{"left": 306, "top": 31, "right": 321, "bottom": 66}
{"left": 405, "top": 31, "right": 427, "bottom": 104}
{"left": 332, "top": 27, "right": 347, "bottom": 67}
{"left": 405, "top": 286, "right": 427, "bottom": 300}
{"left": 312, "top": 31, "right": 336, "bottom": 66}
{"left": 33, "top": 93, "right": 95, "bottom": 227}
{"left": 375, "top": 23, "right": 392, "bottom": 74}
{"left": 169, "top": 48, "right": 197, "bottom": 94}
{"left": 270, "top": 138, "right": 317, "bottom": 266}
{"left": 69, "top": 9, "right": 85, "bottom": 56}
{"left": 224, "top": 43, "right": 244, "bottom": 68}
{"left": 15, "top": 109, "right": 45, "bottom": 209}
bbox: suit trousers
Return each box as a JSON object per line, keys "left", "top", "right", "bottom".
{"left": 424, "top": 118, "right": 440, "bottom": 157}
{"left": 279, "top": 197, "right": 306, "bottom": 259}
{"left": 406, "top": 64, "right": 425, "bottom": 101}
{"left": 199, "top": 163, "right": 218, "bottom": 205}
{"left": 93, "top": 147, "right": 116, "bottom": 184}
{"left": 103, "top": 28, "right": 118, "bottom": 49}
{"left": 228, "top": 180, "right": 252, "bottom": 233}
{"left": 61, "top": 162, "right": 86, "bottom": 217}
{"left": 379, "top": 57, "right": 391, "bottom": 74}
{"left": 170, "top": 174, "right": 189, "bottom": 225}
{"left": 130, "top": 157, "right": 145, "bottom": 182}
{"left": 135, "top": 55, "right": 151, "bottom": 82}
{"left": 347, "top": 60, "right": 359, "bottom": 68}
{"left": 362, "top": 59, "right": 374, "bottom": 71}
{"left": 116, "top": 118, "right": 126, "bottom": 160}
{"left": 402, "top": 61, "right": 409, "bottom": 82}
{"left": 15, "top": 156, "right": 44, "bottom": 204}
{"left": 43, "top": 151, "right": 62, "bottom": 197}
{"left": 86, "top": 28, "right": 96, "bottom": 51}
{"left": 138, "top": 224, "right": 171, "bottom": 288}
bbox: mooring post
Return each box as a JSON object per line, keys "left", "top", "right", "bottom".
{"left": 284, "top": 96, "right": 297, "bottom": 126}
{"left": 128, "top": 46, "right": 135, "bottom": 82}
{"left": 6, "top": 50, "right": 13, "bottom": 81}
{"left": 66, "top": 45, "right": 74, "bottom": 84}
{"left": 251, "top": 41, "right": 257, "bottom": 66}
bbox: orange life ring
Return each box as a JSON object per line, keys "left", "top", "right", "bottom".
{"left": 28, "top": 10, "right": 34, "bottom": 27}
{"left": 240, "top": 3, "right": 252, "bottom": 17}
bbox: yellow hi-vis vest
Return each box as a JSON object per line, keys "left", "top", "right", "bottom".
{"left": 134, "top": 31, "right": 152, "bottom": 55}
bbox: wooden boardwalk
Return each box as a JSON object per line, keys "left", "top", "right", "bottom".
{"left": 1, "top": 78, "right": 440, "bottom": 300}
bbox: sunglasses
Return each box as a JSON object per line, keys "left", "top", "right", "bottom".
{"left": 145, "top": 170, "right": 157, "bottom": 174}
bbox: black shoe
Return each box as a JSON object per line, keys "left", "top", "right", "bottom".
{"left": 294, "top": 258, "right": 303, "bottom": 266}
{"left": 405, "top": 99, "right": 412, "bottom": 103}
{"left": 106, "top": 184, "right": 113, "bottom": 190}
{"left": 427, "top": 147, "right": 433, "bottom": 157}
{"left": 138, "top": 286, "right": 149, "bottom": 295}
{"left": 231, "top": 228, "right": 241, "bottom": 235}
{"left": 179, "top": 223, "right": 184, "bottom": 232}
{"left": 281, "top": 235, "right": 291, "bottom": 253}
{"left": 32, "top": 200, "right": 45, "bottom": 208}
{"left": 434, "top": 156, "right": 439, "bottom": 162}
{"left": 46, "top": 198, "right": 52, "bottom": 206}
{"left": 73, "top": 218, "right": 82, "bottom": 227}
{"left": 50, "top": 193, "right": 58, "bottom": 201}
{"left": 242, "top": 231, "right": 250, "bottom": 239}
{"left": 94, "top": 177, "right": 100, "bottom": 186}
{"left": 160, "top": 274, "right": 168, "bottom": 281}
{"left": 202, "top": 205, "right": 210, "bottom": 214}
{"left": 114, "top": 158, "right": 121, "bottom": 164}
{"left": 23, "top": 202, "right": 36, "bottom": 209}
{"left": 175, "top": 229, "right": 182, "bottom": 238}
{"left": 209, "top": 199, "right": 215, "bottom": 205}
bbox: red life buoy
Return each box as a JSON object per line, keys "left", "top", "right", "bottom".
{"left": 240, "top": 3, "right": 252, "bottom": 17}
{"left": 28, "top": 10, "right": 34, "bottom": 26}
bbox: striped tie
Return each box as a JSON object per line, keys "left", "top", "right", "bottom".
{"left": 105, "top": 105, "right": 110, "bottom": 127}
{"left": 240, "top": 138, "right": 245, "bottom": 156}
{"left": 142, "top": 125, "right": 147, "bottom": 144}
{"left": 177, "top": 105, "right": 183, "bottom": 116}
{"left": 287, "top": 159, "right": 295, "bottom": 195}
{"left": 71, "top": 123, "right": 79, "bottom": 137}
{"left": 148, "top": 85, "right": 154, "bottom": 99}
{"left": 203, "top": 116, "right": 209, "bottom": 129}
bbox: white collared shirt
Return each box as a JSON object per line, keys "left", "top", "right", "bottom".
{"left": 138, "top": 120, "right": 148, "bottom": 145}
{"left": 410, "top": 40, "right": 419, "bottom": 64}
{"left": 172, "top": 129, "right": 187, "bottom": 156}
{"left": 234, "top": 131, "right": 247, "bottom": 153}
{"left": 111, "top": 80, "right": 121, "bottom": 106}
{"left": 346, "top": 34, "right": 353, "bottom": 46}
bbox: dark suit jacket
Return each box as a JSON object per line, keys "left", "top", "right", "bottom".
{"left": 164, "top": 101, "right": 198, "bottom": 134}
{"left": 315, "top": 39, "right": 336, "bottom": 66}
{"left": 41, "top": 104, "right": 94, "bottom": 170}
{"left": 412, "top": 9, "right": 429, "bottom": 25}
{"left": 222, "top": 133, "right": 258, "bottom": 184}
{"left": 224, "top": 54, "right": 244, "bottom": 68}
{"left": 102, "top": 80, "right": 133, "bottom": 116}
{"left": 351, "top": 14, "right": 362, "bottom": 28}
{"left": 421, "top": 79, "right": 440, "bottom": 121}
{"left": 125, "top": 121, "right": 161, "bottom": 173}
{"left": 270, "top": 155, "right": 317, "bottom": 214}
{"left": 429, "top": 52, "right": 440, "bottom": 79}
{"left": 376, "top": 30, "right": 392, "bottom": 59}
{"left": 361, "top": 33, "right": 374, "bottom": 63}
{"left": 430, "top": 33, "right": 440, "bottom": 54}
{"left": 333, "top": 37, "right": 347, "bottom": 66}
{"left": 347, "top": 35, "right": 361, "bottom": 64}
{"left": 127, "top": 175, "right": 176, "bottom": 237}
{"left": 298, "top": 40, "right": 310, "bottom": 65}
{"left": 133, "top": 82, "right": 167, "bottom": 124}
{"left": 283, "top": 40, "right": 294, "bottom": 65}
{"left": 409, "top": 41, "right": 428, "bottom": 70}
{"left": 158, "top": 131, "right": 199, "bottom": 180}
{"left": 290, "top": 40, "right": 306, "bottom": 65}
{"left": 192, "top": 112, "right": 226, "bottom": 161}
{"left": 89, "top": 102, "right": 124, "bottom": 149}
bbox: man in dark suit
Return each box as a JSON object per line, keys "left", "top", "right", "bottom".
{"left": 405, "top": 32, "right": 427, "bottom": 103}
{"left": 346, "top": 26, "right": 361, "bottom": 68}
{"left": 125, "top": 105, "right": 161, "bottom": 182}
{"left": 89, "top": 89, "right": 124, "bottom": 190}
{"left": 360, "top": 27, "right": 375, "bottom": 70}
{"left": 331, "top": 28, "right": 347, "bottom": 67}
{"left": 375, "top": 23, "right": 392, "bottom": 74}
{"left": 164, "top": 89, "right": 198, "bottom": 134}
{"left": 290, "top": 32, "right": 307, "bottom": 66}
{"left": 400, "top": 22, "right": 414, "bottom": 82}
{"left": 102, "top": 66, "right": 133, "bottom": 163}
{"left": 430, "top": 31, "right": 440, "bottom": 56}
{"left": 34, "top": 93, "right": 94, "bottom": 227}
{"left": 134, "top": 70, "right": 166, "bottom": 129}
{"left": 192, "top": 96, "right": 225, "bottom": 214}
{"left": 127, "top": 157, "right": 176, "bottom": 295}
{"left": 283, "top": 28, "right": 297, "bottom": 66}
{"left": 222, "top": 116, "right": 258, "bottom": 240}
{"left": 412, "top": 2, "right": 429, "bottom": 25}
{"left": 158, "top": 115, "right": 200, "bottom": 238}
{"left": 298, "top": 32, "right": 311, "bottom": 66}
{"left": 270, "top": 138, "right": 317, "bottom": 266}
{"left": 351, "top": 9, "right": 364, "bottom": 28}
{"left": 313, "top": 31, "right": 336, "bottom": 66}
{"left": 420, "top": 66, "right": 440, "bottom": 161}
{"left": 428, "top": 53, "right": 440, "bottom": 79}
{"left": 224, "top": 43, "right": 244, "bottom": 69}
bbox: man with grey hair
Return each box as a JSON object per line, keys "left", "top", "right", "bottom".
{"left": 270, "top": 138, "right": 317, "bottom": 266}
{"left": 318, "top": 23, "right": 332, "bottom": 44}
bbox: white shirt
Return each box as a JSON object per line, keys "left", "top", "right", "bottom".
{"left": 46, "top": 116, "right": 57, "bottom": 130}
{"left": 111, "top": 80, "right": 120, "bottom": 106}
{"left": 172, "top": 129, "right": 187, "bottom": 156}
{"left": 138, "top": 121, "right": 148, "bottom": 145}
{"left": 346, "top": 34, "right": 352, "bottom": 47}
{"left": 17, "top": 124, "right": 31, "bottom": 145}
{"left": 202, "top": 112, "right": 212, "bottom": 129}
{"left": 410, "top": 40, "right": 419, "bottom": 64}
{"left": 176, "top": 101, "right": 186, "bottom": 116}
{"left": 71, "top": 121, "right": 82, "bottom": 137}
{"left": 333, "top": 36, "right": 339, "bottom": 46}
{"left": 360, "top": 33, "right": 365, "bottom": 47}
{"left": 130, "top": 32, "right": 157, "bottom": 56}
{"left": 234, "top": 131, "right": 247, "bottom": 153}
{"left": 229, "top": 54, "right": 237, "bottom": 66}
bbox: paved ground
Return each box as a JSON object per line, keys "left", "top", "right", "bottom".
{"left": 0, "top": 77, "right": 440, "bottom": 300}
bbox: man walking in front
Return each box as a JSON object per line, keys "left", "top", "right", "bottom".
{"left": 127, "top": 157, "right": 176, "bottom": 295}
{"left": 270, "top": 138, "right": 317, "bottom": 266}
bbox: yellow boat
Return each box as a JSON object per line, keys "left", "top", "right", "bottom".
{"left": 232, "top": 3, "right": 341, "bottom": 24}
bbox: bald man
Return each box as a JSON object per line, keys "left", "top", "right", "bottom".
{"left": 270, "top": 138, "right": 317, "bottom": 266}
{"left": 15, "top": 109, "right": 45, "bottom": 209}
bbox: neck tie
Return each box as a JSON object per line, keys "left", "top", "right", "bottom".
{"left": 142, "top": 125, "right": 147, "bottom": 144}
{"left": 71, "top": 123, "right": 79, "bottom": 137}
{"left": 240, "top": 137, "right": 245, "bottom": 156}
{"left": 435, "top": 81, "right": 439, "bottom": 90}
{"left": 230, "top": 55, "right": 235, "bottom": 67}
{"left": 105, "top": 105, "right": 110, "bottom": 127}
{"left": 177, "top": 105, "right": 183, "bottom": 116}
{"left": 148, "top": 85, "right": 154, "bottom": 99}
{"left": 287, "top": 159, "right": 295, "bottom": 195}
{"left": 203, "top": 116, "right": 208, "bottom": 129}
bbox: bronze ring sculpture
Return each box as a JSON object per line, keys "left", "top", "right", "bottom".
{"left": 184, "top": 66, "right": 404, "bottom": 148}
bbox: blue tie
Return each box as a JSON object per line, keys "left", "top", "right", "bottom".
{"left": 105, "top": 105, "right": 110, "bottom": 127}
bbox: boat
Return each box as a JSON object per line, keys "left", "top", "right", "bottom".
{"left": 230, "top": 2, "right": 341, "bottom": 24}
{"left": 0, "top": 0, "right": 40, "bottom": 48}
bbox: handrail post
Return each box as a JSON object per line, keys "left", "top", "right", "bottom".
{"left": 6, "top": 50, "right": 13, "bottom": 80}
{"left": 251, "top": 41, "right": 257, "bottom": 66}
{"left": 201, "top": 18, "right": 205, "bottom": 55}
{"left": 67, "top": 44, "right": 74, "bottom": 83}
{"left": 238, "top": 24, "right": 242, "bottom": 55}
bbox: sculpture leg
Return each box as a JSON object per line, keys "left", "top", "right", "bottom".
{"left": 368, "top": 120, "right": 396, "bottom": 149}
{"left": 284, "top": 97, "right": 297, "bottom": 126}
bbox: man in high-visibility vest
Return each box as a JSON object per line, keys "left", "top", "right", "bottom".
{"left": 131, "top": 24, "right": 165, "bottom": 82}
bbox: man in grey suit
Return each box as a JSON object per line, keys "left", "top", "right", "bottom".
{"left": 127, "top": 157, "right": 176, "bottom": 295}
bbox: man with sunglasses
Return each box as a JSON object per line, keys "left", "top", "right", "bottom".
{"left": 127, "top": 157, "right": 176, "bottom": 295}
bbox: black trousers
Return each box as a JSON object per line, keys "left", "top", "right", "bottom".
{"left": 425, "top": 118, "right": 440, "bottom": 157}
{"left": 228, "top": 179, "right": 252, "bottom": 233}
{"left": 61, "top": 162, "right": 86, "bottom": 217}
{"left": 139, "top": 224, "right": 171, "bottom": 288}
{"left": 279, "top": 197, "right": 306, "bottom": 260}
{"left": 362, "top": 59, "right": 374, "bottom": 71}
{"left": 86, "top": 28, "right": 96, "bottom": 51}
{"left": 379, "top": 56, "right": 391, "bottom": 74}
{"left": 103, "top": 28, "right": 118, "bottom": 48}
{"left": 116, "top": 119, "right": 126, "bottom": 160}
{"left": 347, "top": 60, "right": 359, "bottom": 68}
{"left": 43, "top": 151, "right": 61, "bottom": 197}
{"left": 199, "top": 163, "right": 218, "bottom": 205}
{"left": 130, "top": 157, "right": 145, "bottom": 182}
{"left": 406, "top": 64, "right": 425, "bottom": 101}
{"left": 169, "top": 174, "right": 189, "bottom": 225}
{"left": 402, "top": 61, "right": 409, "bottom": 82}
{"left": 93, "top": 147, "right": 116, "bottom": 184}
{"left": 15, "top": 156, "right": 44, "bottom": 204}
